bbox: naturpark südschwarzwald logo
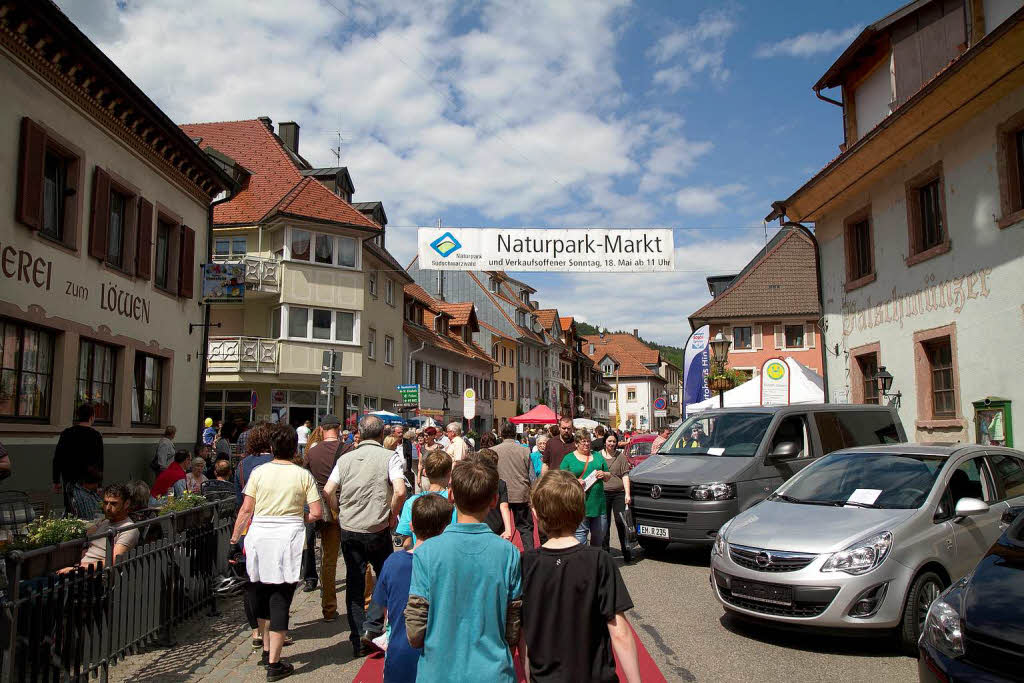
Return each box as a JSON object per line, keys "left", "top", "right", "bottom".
{"left": 430, "top": 232, "right": 461, "bottom": 258}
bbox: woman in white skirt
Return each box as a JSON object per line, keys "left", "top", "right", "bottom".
{"left": 231, "top": 424, "right": 322, "bottom": 681}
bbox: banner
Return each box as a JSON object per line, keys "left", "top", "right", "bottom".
{"left": 682, "top": 325, "right": 711, "bottom": 417}
{"left": 417, "top": 227, "right": 674, "bottom": 272}
{"left": 201, "top": 263, "right": 245, "bottom": 303}
{"left": 761, "top": 358, "right": 790, "bottom": 406}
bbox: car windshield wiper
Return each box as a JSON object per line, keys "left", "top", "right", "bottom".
{"left": 770, "top": 494, "right": 846, "bottom": 507}
{"left": 824, "top": 500, "right": 884, "bottom": 509}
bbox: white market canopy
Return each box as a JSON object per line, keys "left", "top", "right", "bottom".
{"left": 686, "top": 357, "right": 824, "bottom": 413}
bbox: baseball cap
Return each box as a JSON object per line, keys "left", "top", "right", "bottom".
{"left": 321, "top": 414, "right": 341, "bottom": 427}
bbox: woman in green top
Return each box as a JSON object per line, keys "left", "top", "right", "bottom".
{"left": 559, "top": 428, "right": 612, "bottom": 547}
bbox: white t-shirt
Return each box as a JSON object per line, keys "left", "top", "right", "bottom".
{"left": 296, "top": 425, "right": 310, "bottom": 444}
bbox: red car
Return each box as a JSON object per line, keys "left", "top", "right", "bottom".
{"left": 623, "top": 433, "right": 658, "bottom": 467}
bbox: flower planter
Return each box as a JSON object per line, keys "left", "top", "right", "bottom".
{"left": 707, "top": 377, "right": 736, "bottom": 393}
{"left": 5, "top": 543, "right": 85, "bottom": 581}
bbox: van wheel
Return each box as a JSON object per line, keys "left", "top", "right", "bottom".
{"left": 638, "top": 537, "right": 669, "bottom": 553}
{"left": 899, "top": 571, "right": 944, "bottom": 656}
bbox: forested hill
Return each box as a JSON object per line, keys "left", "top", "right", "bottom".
{"left": 575, "top": 322, "right": 685, "bottom": 369}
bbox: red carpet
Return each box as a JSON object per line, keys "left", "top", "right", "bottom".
{"left": 353, "top": 517, "right": 666, "bottom": 681}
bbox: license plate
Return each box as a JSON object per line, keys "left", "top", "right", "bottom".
{"left": 731, "top": 579, "right": 793, "bottom": 606}
{"left": 638, "top": 525, "right": 669, "bottom": 538}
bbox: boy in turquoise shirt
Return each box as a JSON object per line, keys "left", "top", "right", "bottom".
{"left": 405, "top": 461, "right": 522, "bottom": 683}
{"left": 395, "top": 450, "right": 456, "bottom": 547}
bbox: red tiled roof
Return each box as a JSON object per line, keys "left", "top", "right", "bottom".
{"left": 584, "top": 334, "right": 660, "bottom": 365}
{"left": 403, "top": 283, "right": 440, "bottom": 310}
{"left": 270, "top": 177, "right": 379, "bottom": 229}
{"left": 689, "top": 227, "right": 820, "bottom": 321}
{"left": 179, "top": 119, "right": 379, "bottom": 230}
{"left": 535, "top": 309, "right": 559, "bottom": 329}
{"left": 404, "top": 323, "right": 492, "bottom": 364}
{"left": 559, "top": 316, "right": 575, "bottom": 330}
{"left": 436, "top": 302, "right": 474, "bottom": 327}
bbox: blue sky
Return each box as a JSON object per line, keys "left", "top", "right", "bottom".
{"left": 60, "top": 0, "right": 902, "bottom": 345}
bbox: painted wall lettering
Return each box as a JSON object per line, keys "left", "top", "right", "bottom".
{"left": 100, "top": 282, "right": 151, "bottom": 324}
{"left": 0, "top": 243, "right": 52, "bottom": 290}
{"left": 841, "top": 267, "right": 993, "bottom": 335}
{"left": 65, "top": 281, "right": 88, "bottom": 301}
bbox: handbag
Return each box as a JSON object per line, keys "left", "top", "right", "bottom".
{"left": 617, "top": 505, "right": 642, "bottom": 556}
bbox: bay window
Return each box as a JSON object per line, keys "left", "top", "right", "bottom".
{"left": 285, "top": 227, "right": 359, "bottom": 269}
{"left": 277, "top": 306, "right": 359, "bottom": 344}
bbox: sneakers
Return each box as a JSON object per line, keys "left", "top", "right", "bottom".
{"left": 266, "top": 660, "right": 294, "bottom": 681}
{"left": 302, "top": 580, "right": 318, "bottom": 593}
{"left": 258, "top": 650, "right": 269, "bottom": 668}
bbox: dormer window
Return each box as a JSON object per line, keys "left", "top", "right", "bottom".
{"left": 516, "top": 310, "right": 526, "bottom": 327}
{"left": 435, "top": 316, "right": 449, "bottom": 336}
{"left": 463, "top": 327, "right": 471, "bottom": 343}
{"left": 520, "top": 290, "right": 530, "bottom": 304}
{"left": 489, "top": 277, "right": 500, "bottom": 293}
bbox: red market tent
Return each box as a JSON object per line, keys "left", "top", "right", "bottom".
{"left": 509, "top": 405, "right": 558, "bottom": 425}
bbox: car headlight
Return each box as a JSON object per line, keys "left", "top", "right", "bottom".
{"left": 923, "top": 597, "right": 964, "bottom": 658}
{"left": 820, "top": 531, "right": 892, "bottom": 575}
{"left": 712, "top": 518, "right": 733, "bottom": 556}
{"left": 691, "top": 483, "right": 736, "bottom": 501}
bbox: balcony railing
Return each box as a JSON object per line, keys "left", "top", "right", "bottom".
{"left": 212, "top": 255, "right": 279, "bottom": 292}
{"left": 208, "top": 336, "right": 278, "bottom": 373}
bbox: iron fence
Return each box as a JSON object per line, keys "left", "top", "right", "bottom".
{"left": 0, "top": 499, "right": 234, "bottom": 682}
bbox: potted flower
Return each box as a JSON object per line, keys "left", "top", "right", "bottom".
{"left": 706, "top": 368, "right": 745, "bottom": 394}
{"left": 3, "top": 516, "right": 89, "bottom": 580}
{"left": 159, "top": 492, "right": 211, "bottom": 533}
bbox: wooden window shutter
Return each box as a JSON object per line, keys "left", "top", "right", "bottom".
{"left": 773, "top": 325, "right": 783, "bottom": 349}
{"left": 89, "top": 167, "right": 111, "bottom": 260}
{"left": 16, "top": 117, "right": 47, "bottom": 230}
{"left": 805, "top": 323, "right": 816, "bottom": 349}
{"left": 136, "top": 199, "right": 154, "bottom": 280}
{"left": 752, "top": 325, "right": 763, "bottom": 350}
{"left": 178, "top": 225, "right": 196, "bottom": 298}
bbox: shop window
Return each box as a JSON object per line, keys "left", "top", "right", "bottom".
{"left": 132, "top": 353, "right": 163, "bottom": 426}
{"left": 16, "top": 118, "right": 82, "bottom": 249}
{"left": 732, "top": 326, "right": 752, "bottom": 350}
{"left": 0, "top": 318, "right": 55, "bottom": 420}
{"left": 844, "top": 207, "right": 874, "bottom": 289}
{"left": 77, "top": 339, "right": 117, "bottom": 424}
{"left": 905, "top": 163, "right": 950, "bottom": 265}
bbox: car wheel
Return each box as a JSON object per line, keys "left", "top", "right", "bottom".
{"left": 638, "top": 537, "right": 669, "bottom": 553}
{"left": 899, "top": 570, "right": 944, "bottom": 656}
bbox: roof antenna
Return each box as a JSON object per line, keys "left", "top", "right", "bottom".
{"left": 331, "top": 130, "right": 343, "bottom": 165}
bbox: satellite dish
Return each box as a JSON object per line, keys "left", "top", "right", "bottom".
{"left": 532, "top": 320, "right": 542, "bottom": 333}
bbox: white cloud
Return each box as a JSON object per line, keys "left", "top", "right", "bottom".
{"left": 755, "top": 25, "right": 862, "bottom": 58}
{"left": 647, "top": 10, "right": 737, "bottom": 89}
{"left": 539, "top": 231, "right": 774, "bottom": 345}
{"left": 673, "top": 184, "right": 746, "bottom": 215}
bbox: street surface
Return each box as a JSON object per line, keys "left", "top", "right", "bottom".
{"left": 109, "top": 534, "right": 918, "bottom": 683}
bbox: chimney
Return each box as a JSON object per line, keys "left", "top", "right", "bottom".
{"left": 257, "top": 116, "right": 273, "bottom": 132}
{"left": 633, "top": 328, "right": 638, "bottom": 338}
{"left": 279, "top": 121, "right": 300, "bottom": 155}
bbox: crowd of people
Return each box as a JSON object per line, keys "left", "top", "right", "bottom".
{"left": 47, "top": 403, "right": 664, "bottom": 681}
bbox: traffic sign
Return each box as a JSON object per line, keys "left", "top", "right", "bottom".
{"left": 397, "top": 384, "right": 420, "bottom": 404}
{"left": 653, "top": 396, "right": 667, "bottom": 411}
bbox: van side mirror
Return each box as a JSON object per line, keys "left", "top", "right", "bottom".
{"left": 953, "top": 497, "right": 989, "bottom": 520}
{"left": 768, "top": 441, "right": 799, "bottom": 461}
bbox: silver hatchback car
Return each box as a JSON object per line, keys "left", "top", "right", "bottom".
{"left": 710, "top": 444, "right": 1024, "bottom": 653}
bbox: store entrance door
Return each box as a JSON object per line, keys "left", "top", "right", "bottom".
{"left": 290, "top": 406, "right": 315, "bottom": 430}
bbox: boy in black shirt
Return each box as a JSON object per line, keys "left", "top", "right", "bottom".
{"left": 521, "top": 470, "right": 640, "bottom": 682}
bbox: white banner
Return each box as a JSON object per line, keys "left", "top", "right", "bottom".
{"left": 417, "top": 227, "right": 675, "bottom": 272}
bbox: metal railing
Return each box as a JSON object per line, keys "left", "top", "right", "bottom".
{"left": 212, "top": 255, "right": 279, "bottom": 292}
{"left": 0, "top": 500, "right": 234, "bottom": 682}
{"left": 208, "top": 336, "right": 278, "bottom": 373}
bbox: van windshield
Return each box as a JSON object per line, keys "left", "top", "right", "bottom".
{"left": 659, "top": 413, "right": 773, "bottom": 457}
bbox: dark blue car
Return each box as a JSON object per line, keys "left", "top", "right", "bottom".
{"left": 918, "top": 505, "right": 1024, "bottom": 682}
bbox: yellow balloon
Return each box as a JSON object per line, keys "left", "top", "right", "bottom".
{"left": 204, "top": 417, "right": 213, "bottom": 427}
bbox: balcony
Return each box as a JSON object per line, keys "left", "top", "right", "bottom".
{"left": 212, "top": 255, "right": 279, "bottom": 294}
{"left": 208, "top": 336, "right": 278, "bottom": 373}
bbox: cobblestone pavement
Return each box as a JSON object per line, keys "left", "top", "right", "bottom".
{"left": 109, "top": 576, "right": 368, "bottom": 682}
